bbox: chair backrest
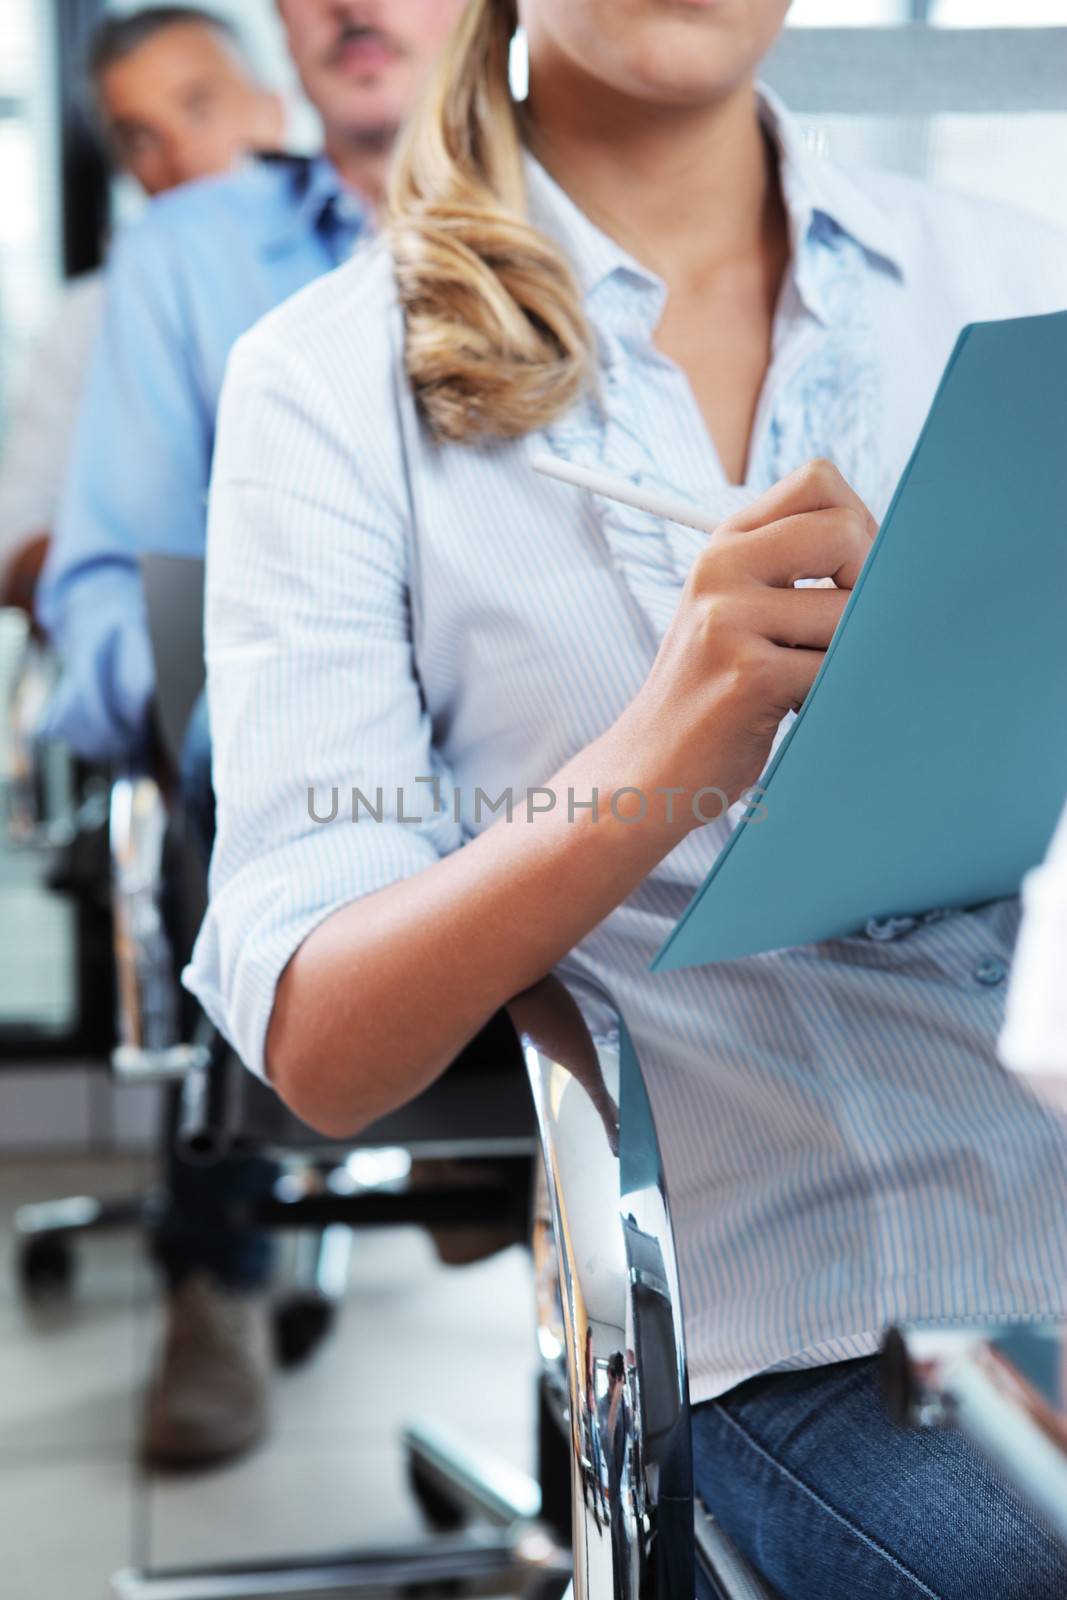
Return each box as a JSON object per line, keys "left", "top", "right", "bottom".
{"left": 139, "top": 553, "right": 206, "bottom": 775}
{"left": 135, "top": 549, "right": 536, "bottom": 1155}
{"left": 221, "top": 1007, "right": 535, "bottom": 1156}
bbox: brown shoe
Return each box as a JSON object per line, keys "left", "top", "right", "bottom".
{"left": 141, "top": 1273, "right": 272, "bottom": 1469}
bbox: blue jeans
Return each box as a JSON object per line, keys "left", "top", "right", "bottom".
{"left": 693, "top": 1355, "right": 1067, "bottom": 1599}
{"left": 151, "top": 690, "right": 276, "bottom": 1292}
{"left": 154, "top": 1141, "right": 277, "bottom": 1291}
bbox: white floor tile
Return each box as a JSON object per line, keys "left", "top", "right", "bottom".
{"left": 145, "top": 1432, "right": 425, "bottom": 1568}
{"left": 0, "top": 1456, "right": 135, "bottom": 1600}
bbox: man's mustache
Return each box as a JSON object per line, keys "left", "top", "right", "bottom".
{"left": 327, "top": 21, "right": 407, "bottom": 67}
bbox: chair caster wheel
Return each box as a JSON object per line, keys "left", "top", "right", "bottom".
{"left": 18, "top": 1234, "right": 75, "bottom": 1298}
{"left": 408, "top": 1458, "right": 466, "bottom": 1531}
{"left": 272, "top": 1292, "right": 335, "bottom": 1368}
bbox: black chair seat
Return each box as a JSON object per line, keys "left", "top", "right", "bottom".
{"left": 217, "top": 1009, "right": 535, "bottom": 1155}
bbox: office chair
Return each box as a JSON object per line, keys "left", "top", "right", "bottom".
{"left": 112, "top": 964, "right": 770, "bottom": 1600}
{"left": 12, "top": 554, "right": 535, "bottom": 1361}
{"left": 72, "top": 554, "right": 767, "bottom": 1599}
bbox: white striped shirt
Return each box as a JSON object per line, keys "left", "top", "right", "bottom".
{"left": 187, "top": 91, "right": 1067, "bottom": 1402}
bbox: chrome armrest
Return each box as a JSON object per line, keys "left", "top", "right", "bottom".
{"left": 507, "top": 975, "right": 693, "bottom": 1600}
{"left": 109, "top": 773, "right": 209, "bottom": 1083}
{"left": 1, "top": 616, "right": 52, "bottom": 845}
{"left": 884, "top": 1321, "right": 1067, "bottom": 1547}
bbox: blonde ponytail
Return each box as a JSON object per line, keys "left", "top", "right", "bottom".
{"left": 385, "top": 0, "right": 594, "bottom": 444}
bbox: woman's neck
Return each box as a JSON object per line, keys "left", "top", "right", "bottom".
{"left": 524, "top": 77, "right": 783, "bottom": 294}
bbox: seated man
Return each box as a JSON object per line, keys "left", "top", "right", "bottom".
{"left": 14, "top": 4, "right": 284, "bottom": 1471}
{"left": 34, "top": 0, "right": 465, "bottom": 1469}
{"left": 0, "top": 4, "right": 282, "bottom": 617}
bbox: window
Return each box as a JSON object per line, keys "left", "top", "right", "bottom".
{"left": 777, "top": 1, "right": 1067, "bottom": 229}
{"left": 932, "top": 0, "right": 1067, "bottom": 21}
{"left": 0, "top": 0, "right": 61, "bottom": 435}
{"left": 790, "top": 1, "right": 912, "bottom": 22}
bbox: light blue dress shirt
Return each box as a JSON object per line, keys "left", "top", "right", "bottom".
{"left": 36, "top": 154, "right": 366, "bottom": 760}
{"left": 189, "top": 92, "right": 1067, "bottom": 1402}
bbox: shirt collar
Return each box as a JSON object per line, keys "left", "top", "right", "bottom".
{"left": 522, "top": 84, "right": 906, "bottom": 328}
{"left": 522, "top": 146, "right": 658, "bottom": 307}
{"left": 758, "top": 81, "right": 906, "bottom": 309}
{"left": 260, "top": 152, "right": 368, "bottom": 256}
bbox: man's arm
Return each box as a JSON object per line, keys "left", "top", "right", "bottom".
{"left": 35, "top": 212, "right": 212, "bottom": 762}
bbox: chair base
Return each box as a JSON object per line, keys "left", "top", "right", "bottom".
{"left": 112, "top": 1530, "right": 555, "bottom": 1600}
{"left": 14, "top": 1190, "right": 161, "bottom": 1294}
{"left": 13, "top": 1190, "right": 347, "bottom": 1370}
{"left": 695, "top": 1499, "right": 777, "bottom": 1600}
{"left": 112, "top": 1419, "right": 571, "bottom": 1600}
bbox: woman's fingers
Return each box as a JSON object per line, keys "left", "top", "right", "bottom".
{"left": 763, "top": 642, "right": 827, "bottom": 713}
{"left": 729, "top": 582, "right": 851, "bottom": 651}
{"left": 743, "top": 507, "right": 874, "bottom": 590}
{"left": 699, "top": 507, "right": 874, "bottom": 592}
{"left": 723, "top": 456, "right": 879, "bottom": 541}
{"left": 619, "top": 459, "right": 878, "bottom": 836}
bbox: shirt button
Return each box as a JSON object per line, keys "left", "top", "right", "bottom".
{"left": 865, "top": 914, "right": 918, "bottom": 942}
{"left": 974, "top": 957, "right": 1007, "bottom": 987}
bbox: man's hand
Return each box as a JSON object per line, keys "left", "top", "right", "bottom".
{"left": 0, "top": 531, "right": 50, "bottom": 625}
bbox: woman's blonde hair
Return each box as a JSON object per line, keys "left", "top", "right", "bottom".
{"left": 385, "top": 0, "right": 594, "bottom": 445}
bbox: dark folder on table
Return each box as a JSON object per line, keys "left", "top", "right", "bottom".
{"left": 653, "top": 311, "right": 1067, "bottom": 971}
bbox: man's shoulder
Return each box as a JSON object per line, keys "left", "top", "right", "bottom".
{"left": 117, "top": 153, "right": 315, "bottom": 258}
{"left": 237, "top": 237, "right": 400, "bottom": 375}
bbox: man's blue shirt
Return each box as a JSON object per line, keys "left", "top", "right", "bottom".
{"left": 37, "top": 153, "right": 365, "bottom": 760}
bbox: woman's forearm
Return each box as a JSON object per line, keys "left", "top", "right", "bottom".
{"left": 265, "top": 459, "right": 873, "bottom": 1136}
{"left": 266, "top": 721, "right": 688, "bottom": 1136}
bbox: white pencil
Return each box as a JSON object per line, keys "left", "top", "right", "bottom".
{"left": 530, "top": 450, "right": 840, "bottom": 588}
{"left": 530, "top": 451, "right": 719, "bottom": 536}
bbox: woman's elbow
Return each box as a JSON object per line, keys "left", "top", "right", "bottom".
{"left": 264, "top": 962, "right": 374, "bottom": 1140}
{"left": 265, "top": 1026, "right": 376, "bottom": 1142}
{"left": 261, "top": 931, "right": 453, "bottom": 1139}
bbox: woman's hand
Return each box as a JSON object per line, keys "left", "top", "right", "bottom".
{"left": 266, "top": 457, "right": 878, "bottom": 1137}
{"left": 608, "top": 456, "right": 878, "bottom": 840}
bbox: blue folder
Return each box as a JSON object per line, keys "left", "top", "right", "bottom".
{"left": 653, "top": 311, "right": 1067, "bottom": 971}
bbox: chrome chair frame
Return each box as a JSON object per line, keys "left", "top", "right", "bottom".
{"left": 109, "top": 770, "right": 210, "bottom": 1082}
{"left": 516, "top": 976, "right": 773, "bottom": 1600}
{"left": 517, "top": 978, "right": 692, "bottom": 1598}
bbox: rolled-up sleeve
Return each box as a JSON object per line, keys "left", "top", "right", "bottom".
{"left": 184, "top": 321, "right": 460, "bottom": 1078}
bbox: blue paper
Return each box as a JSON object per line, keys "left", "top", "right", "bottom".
{"left": 653, "top": 311, "right": 1067, "bottom": 971}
